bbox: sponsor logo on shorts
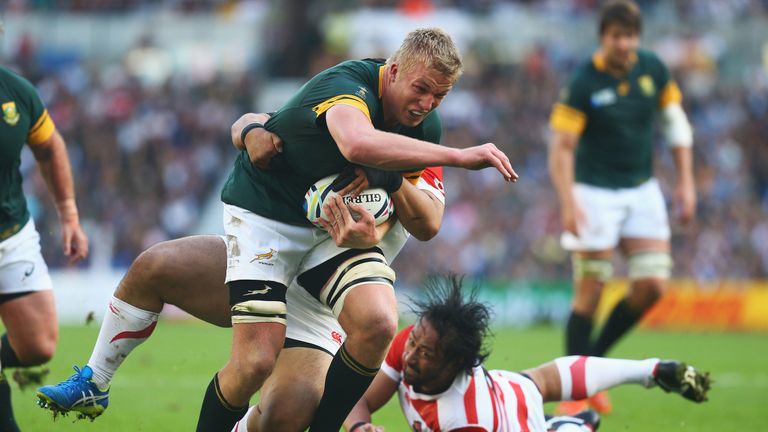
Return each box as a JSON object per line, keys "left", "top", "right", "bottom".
{"left": 331, "top": 331, "right": 343, "bottom": 345}
{"left": 250, "top": 248, "right": 276, "bottom": 264}
{"left": 22, "top": 264, "right": 35, "bottom": 282}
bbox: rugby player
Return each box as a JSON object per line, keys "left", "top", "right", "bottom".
{"left": 548, "top": 0, "right": 696, "bottom": 414}
{"left": 337, "top": 276, "right": 709, "bottom": 432}
{"left": 0, "top": 65, "right": 88, "bottom": 430}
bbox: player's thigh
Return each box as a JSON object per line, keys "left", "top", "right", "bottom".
{"left": 255, "top": 347, "right": 333, "bottom": 431}
{"left": 0, "top": 290, "right": 57, "bottom": 361}
{"left": 561, "top": 183, "right": 624, "bottom": 252}
{"left": 620, "top": 178, "right": 670, "bottom": 242}
{"left": 118, "top": 235, "right": 231, "bottom": 327}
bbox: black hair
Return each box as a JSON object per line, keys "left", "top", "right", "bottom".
{"left": 599, "top": 0, "right": 642, "bottom": 35}
{"left": 412, "top": 274, "right": 492, "bottom": 375}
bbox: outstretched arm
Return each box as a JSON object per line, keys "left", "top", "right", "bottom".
{"left": 343, "top": 371, "right": 398, "bottom": 431}
{"left": 28, "top": 129, "right": 88, "bottom": 264}
{"left": 326, "top": 104, "right": 517, "bottom": 182}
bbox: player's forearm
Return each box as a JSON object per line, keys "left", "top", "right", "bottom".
{"left": 390, "top": 182, "right": 443, "bottom": 241}
{"left": 31, "top": 131, "right": 80, "bottom": 223}
{"left": 671, "top": 146, "right": 694, "bottom": 190}
{"left": 345, "top": 128, "right": 462, "bottom": 170}
{"left": 231, "top": 112, "right": 272, "bottom": 150}
{"left": 548, "top": 135, "right": 577, "bottom": 208}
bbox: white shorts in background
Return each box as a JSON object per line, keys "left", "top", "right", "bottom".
{"left": 0, "top": 219, "right": 53, "bottom": 294}
{"left": 561, "top": 178, "right": 670, "bottom": 251}
{"left": 222, "top": 203, "right": 328, "bottom": 286}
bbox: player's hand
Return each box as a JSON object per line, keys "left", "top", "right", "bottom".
{"left": 332, "top": 165, "right": 404, "bottom": 196}
{"left": 674, "top": 181, "right": 696, "bottom": 225}
{"left": 318, "top": 195, "right": 379, "bottom": 248}
{"left": 61, "top": 220, "right": 89, "bottom": 265}
{"left": 231, "top": 113, "right": 284, "bottom": 169}
{"left": 331, "top": 165, "right": 370, "bottom": 197}
{"left": 457, "top": 143, "right": 518, "bottom": 182}
{"left": 561, "top": 201, "right": 585, "bottom": 236}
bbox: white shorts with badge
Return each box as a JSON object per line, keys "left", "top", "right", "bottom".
{"left": 285, "top": 221, "right": 411, "bottom": 355}
{"left": 222, "top": 203, "right": 329, "bottom": 286}
{"left": 0, "top": 219, "right": 53, "bottom": 295}
{"left": 561, "top": 178, "right": 670, "bottom": 251}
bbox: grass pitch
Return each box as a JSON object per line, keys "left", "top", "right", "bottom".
{"left": 9, "top": 321, "right": 766, "bottom": 431}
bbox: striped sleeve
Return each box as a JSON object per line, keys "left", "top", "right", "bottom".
{"left": 313, "top": 94, "right": 371, "bottom": 121}
{"left": 27, "top": 108, "right": 56, "bottom": 145}
{"left": 658, "top": 80, "right": 683, "bottom": 108}
{"left": 549, "top": 103, "right": 587, "bottom": 135}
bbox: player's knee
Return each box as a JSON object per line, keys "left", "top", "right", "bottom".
{"left": 349, "top": 306, "right": 398, "bottom": 350}
{"left": 121, "top": 243, "right": 173, "bottom": 294}
{"left": 232, "top": 351, "right": 277, "bottom": 392}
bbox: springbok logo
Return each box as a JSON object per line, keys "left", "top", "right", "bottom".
{"left": 250, "top": 248, "right": 277, "bottom": 263}
{"left": 2, "top": 102, "right": 19, "bottom": 126}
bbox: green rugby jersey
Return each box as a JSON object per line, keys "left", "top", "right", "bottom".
{"left": 0, "top": 67, "right": 56, "bottom": 240}
{"left": 222, "top": 59, "right": 442, "bottom": 226}
{"left": 549, "top": 49, "right": 682, "bottom": 188}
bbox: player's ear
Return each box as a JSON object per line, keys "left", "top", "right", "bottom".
{"left": 389, "top": 63, "right": 399, "bottom": 82}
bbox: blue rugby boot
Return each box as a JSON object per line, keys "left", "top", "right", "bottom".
{"left": 36, "top": 365, "right": 109, "bottom": 420}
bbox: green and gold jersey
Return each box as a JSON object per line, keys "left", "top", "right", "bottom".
{"left": 549, "top": 49, "right": 682, "bottom": 188}
{"left": 221, "top": 59, "right": 442, "bottom": 226}
{"left": 0, "top": 67, "right": 56, "bottom": 240}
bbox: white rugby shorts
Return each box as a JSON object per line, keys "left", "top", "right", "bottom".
{"left": 0, "top": 219, "right": 53, "bottom": 294}
{"left": 561, "top": 178, "right": 670, "bottom": 251}
{"left": 222, "top": 203, "right": 328, "bottom": 286}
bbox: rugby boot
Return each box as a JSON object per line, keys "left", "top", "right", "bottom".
{"left": 36, "top": 365, "right": 109, "bottom": 420}
{"left": 652, "top": 361, "right": 710, "bottom": 403}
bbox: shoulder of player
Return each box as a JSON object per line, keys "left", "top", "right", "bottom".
{"left": 0, "top": 67, "right": 39, "bottom": 98}
{"left": 636, "top": 49, "right": 668, "bottom": 74}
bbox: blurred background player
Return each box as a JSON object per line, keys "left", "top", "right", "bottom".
{"left": 548, "top": 0, "right": 695, "bottom": 415}
{"left": 0, "top": 64, "right": 88, "bottom": 430}
{"left": 340, "top": 275, "right": 709, "bottom": 432}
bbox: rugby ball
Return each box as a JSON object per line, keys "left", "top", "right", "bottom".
{"left": 304, "top": 174, "right": 394, "bottom": 228}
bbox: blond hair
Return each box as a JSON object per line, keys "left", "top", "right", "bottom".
{"left": 387, "top": 28, "right": 463, "bottom": 82}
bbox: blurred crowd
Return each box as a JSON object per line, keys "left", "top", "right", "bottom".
{"left": 6, "top": 1, "right": 768, "bottom": 284}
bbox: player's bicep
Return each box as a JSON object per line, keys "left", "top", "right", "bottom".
{"left": 360, "top": 370, "right": 399, "bottom": 413}
{"left": 27, "top": 108, "right": 56, "bottom": 148}
{"left": 326, "top": 104, "right": 376, "bottom": 159}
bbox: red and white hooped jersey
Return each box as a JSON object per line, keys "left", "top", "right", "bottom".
{"left": 382, "top": 326, "right": 548, "bottom": 432}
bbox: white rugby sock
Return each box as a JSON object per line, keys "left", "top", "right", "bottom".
{"left": 87, "top": 296, "right": 159, "bottom": 390}
{"left": 232, "top": 405, "right": 258, "bottom": 432}
{"left": 554, "top": 356, "right": 659, "bottom": 400}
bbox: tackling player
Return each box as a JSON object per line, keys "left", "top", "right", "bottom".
{"left": 0, "top": 66, "right": 88, "bottom": 430}
{"left": 339, "top": 276, "right": 710, "bottom": 432}
{"left": 547, "top": 0, "right": 695, "bottom": 414}
{"left": 38, "top": 115, "right": 448, "bottom": 432}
